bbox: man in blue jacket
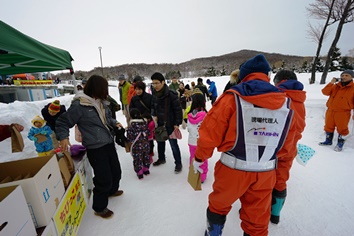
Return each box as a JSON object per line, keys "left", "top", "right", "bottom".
{"left": 206, "top": 79, "right": 218, "bottom": 105}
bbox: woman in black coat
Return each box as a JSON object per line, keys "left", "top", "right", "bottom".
{"left": 129, "top": 81, "right": 153, "bottom": 116}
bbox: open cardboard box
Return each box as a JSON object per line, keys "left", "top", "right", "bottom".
{"left": 0, "top": 185, "right": 37, "bottom": 236}
{"left": 0, "top": 155, "right": 65, "bottom": 228}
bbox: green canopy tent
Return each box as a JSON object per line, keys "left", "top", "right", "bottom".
{"left": 0, "top": 20, "right": 74, "bottom": 75}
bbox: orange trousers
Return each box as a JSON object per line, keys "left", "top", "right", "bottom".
{"left": 324, "top": 109, "right": 351, "bottom": 135}
{"left": 274, "top": 156, "right": 295, "bottom": 192}
{"left": 208, "top": 161, "right": 276, "bottom": 236}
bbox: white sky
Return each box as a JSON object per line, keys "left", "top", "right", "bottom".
{"left": 1, "top": 72, "right": 354, "bottom": 235}
{"left": 2, "top": 0, "right": 354, "bottom": 72}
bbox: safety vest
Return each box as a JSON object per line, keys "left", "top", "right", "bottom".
{"left": 220, "top": 94, "right": 293, "bottom": 172}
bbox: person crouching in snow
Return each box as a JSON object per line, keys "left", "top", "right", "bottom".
{"left": 319, "top": 69, "right": 354, "bottom": 151}
{"left": 187, "top": 88, "right": 208, "bottom": 183}
{"left": 127, "top": 108, "right": 151, "bottom": 179}
{"left": 28, "top": 115, "right": 53, "bottom": 156}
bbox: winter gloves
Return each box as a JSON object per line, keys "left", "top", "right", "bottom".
{"left": 193, "top": 159, "right": 203, "bottom": 174}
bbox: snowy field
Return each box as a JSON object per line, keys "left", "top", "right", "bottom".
{"left": 1, "top": 72, "right": 354, "bottom": 235}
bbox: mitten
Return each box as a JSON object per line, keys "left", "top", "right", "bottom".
{"left": 193, "top": 159, "right": 203, "bottom": 174}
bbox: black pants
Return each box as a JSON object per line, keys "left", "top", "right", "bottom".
{"left": 87, "top": 142, "right": 122, "bottom": 212}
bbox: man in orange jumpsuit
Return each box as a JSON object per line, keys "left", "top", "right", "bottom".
{"left": 194, "top": 54, "right": 297, "bottom": 236}
{"left": 271, "top": 70, "right": 306, "bottom": 224}
{"left": 319, "top": 70, "right": 354, "bottom": 151}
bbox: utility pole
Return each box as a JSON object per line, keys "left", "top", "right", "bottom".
{"left": 98, "top": 46, "right": 103, "bottom": 76}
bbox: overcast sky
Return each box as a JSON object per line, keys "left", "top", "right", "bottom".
{"left": 2, "top": 0, "right": 354, "bottom": 72}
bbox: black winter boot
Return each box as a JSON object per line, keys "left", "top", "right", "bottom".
{"left": 319, "top": 132, "right": 334, "bottom": 145}
{"left": 271, "top": 189, "right": 287, "bottom": 224}
{"left": 334, "top": 134, "right": 345, "bottom": 152}
{"left": 205, "top": 208, "right": 226, "bottom": 236}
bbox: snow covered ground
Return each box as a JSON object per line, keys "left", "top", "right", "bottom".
{"left": 1, "top": 72, "right": 354, "bottom": 235}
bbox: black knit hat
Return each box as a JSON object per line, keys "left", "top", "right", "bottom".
{"left": 239, "top": 54, "right": 271, "bottom": 81}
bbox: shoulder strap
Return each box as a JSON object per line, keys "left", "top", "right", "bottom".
{"left": 130, "top": 132, "right": 142, "bottom": 156}
{"left": 139, "top": 99, "right": 150, "bottom": 111}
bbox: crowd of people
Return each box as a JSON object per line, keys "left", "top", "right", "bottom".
{"left": 1, "top": 54, "right": 353, "bottom": 236}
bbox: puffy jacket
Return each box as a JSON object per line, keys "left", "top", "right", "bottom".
{"left": 27, "top": 125, "right": 53, "bottom": 153}
{"left": 277, "top": 80, "right": 306, "bottom": 152}
{"left": 41, "top": 103, "right": 66, "bottom": 132}
{"left": 129, "top": 91, "right": 153, "bottom": 115}
{"left": 120, "top": 81, "right": 132, "bottom": 105}
{"left": 127, "top": 84, "right": 136, "bottom": 105}
{"left": 187, "top": 110, "right": 207, "bottom": 146}
{"left": 195, "top": 73, "right": 296, "bottom": 162}
{"left": 151, "top": 85, "right": 182, "bottom": 128}
{"left": 322, "top": 81, "right": 354, "bottom": 111}
{"left": 55, "top": 93, "right": 118, "bottom": 149}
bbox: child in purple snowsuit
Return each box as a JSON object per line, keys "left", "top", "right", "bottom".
{"left": 142, "top": 112, "right": 155, "bottom": 164}
{"left": 127, "top": 108, "right": 151, "bottom": 179}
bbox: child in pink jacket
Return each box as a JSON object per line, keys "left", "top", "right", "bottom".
{"left": 187, "top": 89, "right": 208, "bottom": 182}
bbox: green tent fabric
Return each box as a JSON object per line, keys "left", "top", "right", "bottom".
{"left": 0, "top": 20, "right": 74, "bottom": 75}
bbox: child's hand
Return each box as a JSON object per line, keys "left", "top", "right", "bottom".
{"left": 41, "top": 131, "right": 47, "bottom": 135}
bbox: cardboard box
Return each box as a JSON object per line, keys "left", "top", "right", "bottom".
{"left": 74, "top": 156, "right": 93, "bottom": 203}
{"left": 0, "top": 185, "right": 37, "bottom": 236}
{"left": 0, "top": 155, "right": 65, "bottom": 228}
{"left": 37, "top": 219, "right": 57, "bottom": 236}
{"left": 53, "top": 173, "right": 86, "bottom": 236}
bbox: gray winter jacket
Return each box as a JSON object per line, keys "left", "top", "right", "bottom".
{"left": 56, "top": 93, "right": 118, "bottom": 149}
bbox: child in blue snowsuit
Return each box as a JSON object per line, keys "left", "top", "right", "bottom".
{"left": 28, "top": 115, "right": 53, "bottom": 156}
{"left": 127, "top": 108, "right": 150, "bottom": 179}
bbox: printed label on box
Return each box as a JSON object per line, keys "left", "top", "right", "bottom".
{"left": 53, "top": 173, "right": 86, "bottom": 236}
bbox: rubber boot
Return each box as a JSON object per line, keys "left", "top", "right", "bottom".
{"left": 334, "top": 134, "right": 345, "bottom": 152}
{"left": 271, "top": 189, "right": 287, "bottom": 224}
{"left": 319, "top": 132, "right": 334, "bottom": 145}
{"left": 205, "top": 208, "right": 226, "bottom": 236}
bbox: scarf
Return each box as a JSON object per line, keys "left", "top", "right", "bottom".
{"left": 73, "top": 93, "right": 111, "bottom": 132}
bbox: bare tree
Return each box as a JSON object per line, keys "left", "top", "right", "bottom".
{"left": 348, "top": 48, "right": 354, "bottom": 57}
{"left": 320, "top": 0, "right": 354, "bottom": 84}
{"left": 307, "top": 0, "right": 336, "bottom": 84}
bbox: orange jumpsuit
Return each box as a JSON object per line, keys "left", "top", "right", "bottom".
{"left": 195, "top": 73, "right": 297, "bottom": 236}
{"left": 274, "top": 82, "right": 306, "bottom": 192}
{"left": 322, "top": 81, "right": 354, "bottom": 135}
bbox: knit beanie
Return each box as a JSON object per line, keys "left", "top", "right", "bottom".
{"left": 239, "top": 54, "right": 271, "bottom": 81}
{"left": 118, "top": 74, "right": 125, "bottom": 81}
{"left": 341, "top": 70, "right": 354, "bottom": 78}
{"left": 31, "top": 115, "right": 45, "bottom": 126}
{"left": 49, "top": 100, "right": 61, "bottom": 113}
